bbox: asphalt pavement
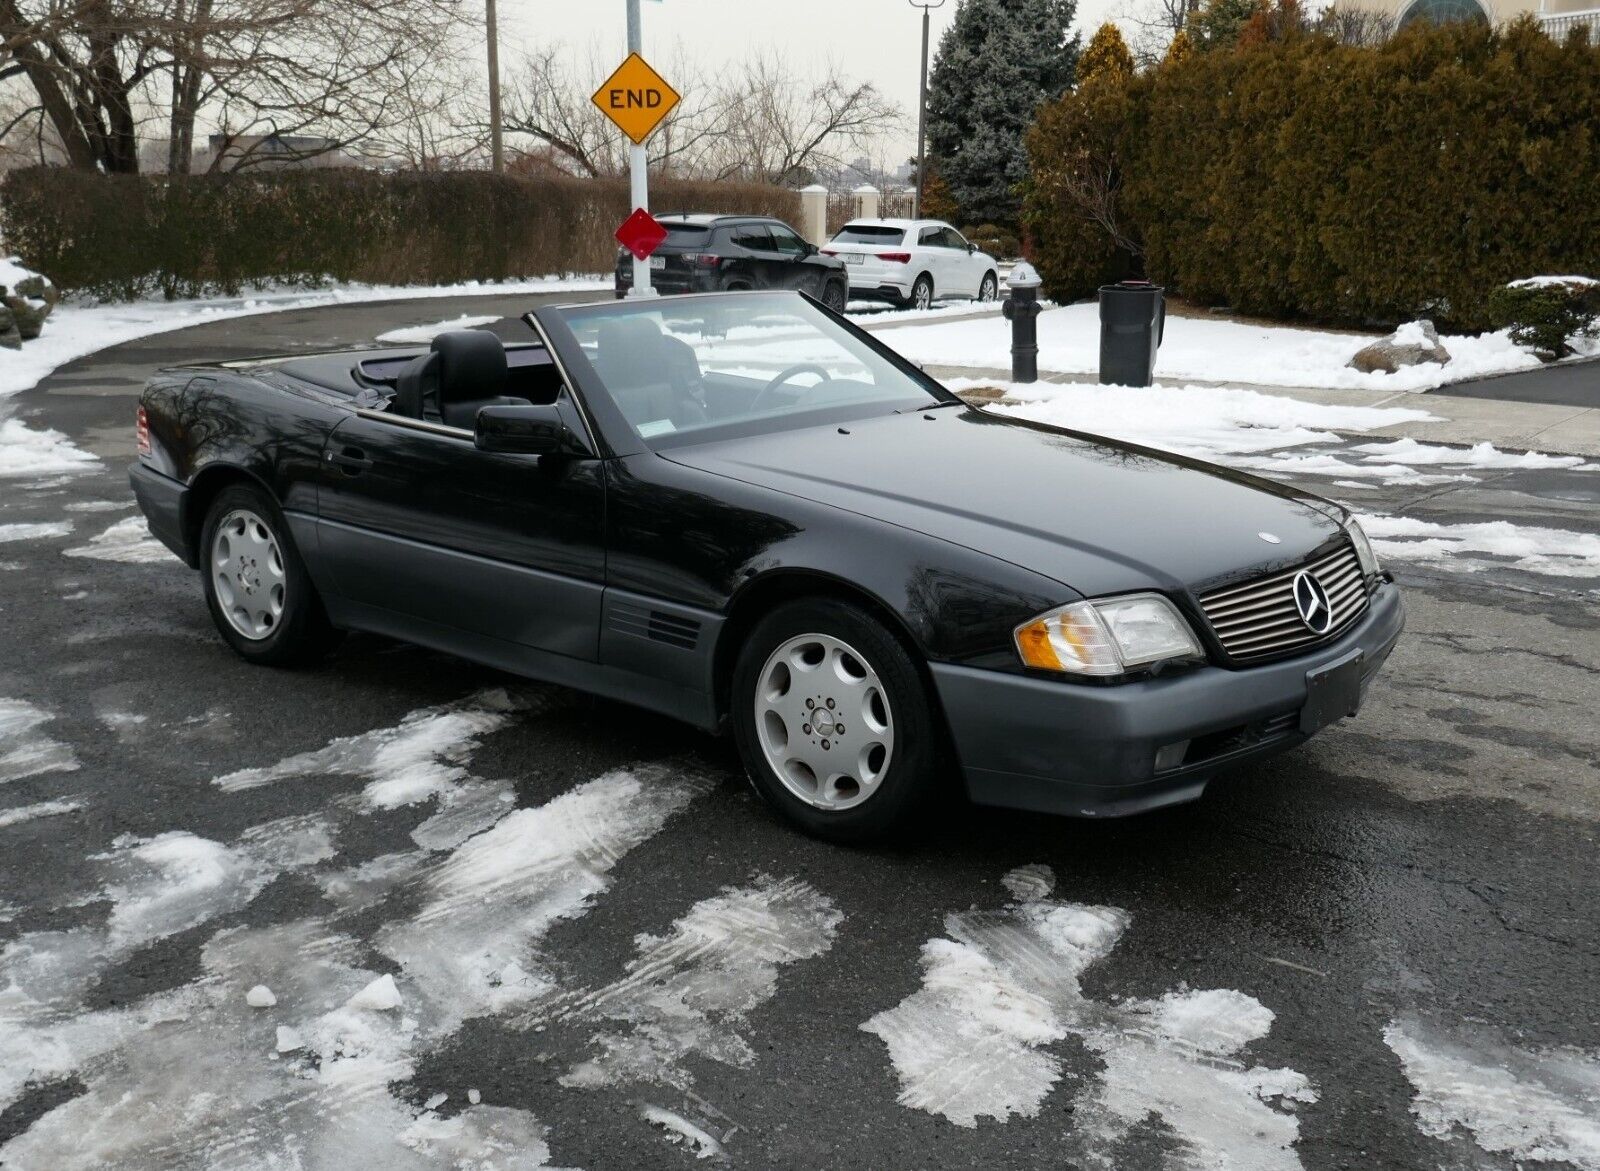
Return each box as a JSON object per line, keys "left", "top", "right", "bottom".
{"left": 0, "top": 296, "right": 1596, "bottom": 1170}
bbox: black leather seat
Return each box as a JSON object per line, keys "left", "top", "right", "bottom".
{"left": 593, "top": 318, "right": 708, "bottom": 429}
{"left": 391, "top": 330, "right": 529, "bottom": 428}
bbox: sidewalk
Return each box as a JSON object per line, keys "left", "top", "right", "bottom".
{"left": 925, "top": 363, "right": 1600, "bottom": 457}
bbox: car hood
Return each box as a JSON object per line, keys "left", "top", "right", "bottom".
{"left": 661, "top": 407, "right": 1346, "bottom": 599}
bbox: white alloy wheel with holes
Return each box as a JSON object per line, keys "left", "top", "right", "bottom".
{"left": 754, "top": 633, "right": 894, "bottom": 811}
{"left": 979, "top": 272, "right": 998, "bottom": 302}
{"left": 211, "top": 508, "right": 285, "bottom": 639}
{"left": 911, "top": 275, "right": 934, "bottom": 311}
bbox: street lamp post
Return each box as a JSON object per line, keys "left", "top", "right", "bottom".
{"left": 909, "top": 0, "right": 945, "bottom": 220}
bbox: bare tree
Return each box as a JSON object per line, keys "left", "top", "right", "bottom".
{"left": 1119, "top": 0, "right": 1202, "bottom": 67}
{"left": 0, "top": 0, "right": 471, "bottom": 173}
{"left": 1315, "top": 6, "right": 1393, "bottom": 45}
{"left": 503, "top": 45, "right": 903, "bottom": 187}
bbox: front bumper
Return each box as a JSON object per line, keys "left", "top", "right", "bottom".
{"left": 932, "top": 582, "right": 1405, "bottom": 817}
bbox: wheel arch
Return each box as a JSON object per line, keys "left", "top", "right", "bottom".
{"left": 712, "top": 568, "right": 934, "bottom": 727}
{"left": 184, "top": 463, "right": 278, "bottom": 559}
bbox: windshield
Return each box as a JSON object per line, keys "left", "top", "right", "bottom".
{"left": 557, "top": 292, "right": 950, "bottom": 449}
{"left": 831, "top": 224, "right": 905, "bottom": 246}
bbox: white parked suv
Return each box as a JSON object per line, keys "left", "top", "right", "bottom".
{"left": 822, "top": 219, "right": 1000, "bottom": 310}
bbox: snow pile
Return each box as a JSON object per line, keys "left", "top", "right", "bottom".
{"left": 0, "top": 798, "right": 83, "bottom": 830}
{"left": 640, "top": 1104, "right": 727, "bottom": 1160}
{"left": 1351, "top": 438, "right": 1587, "bottom": 470}
{"left": 1360, "top": 514, "right": 1600, "bottom": 580}
{"left": 1385, "top": 1016, "right": 1600, "bottom": 1168}
{"left": 1508, "top": 275, "right": 1598, "bottom": 290}
{"left": 0, "top": 520, "right": 71, "bottom": 543}
{"left": 960, "top": 377, "right": 1436, "bottom": 459}
{"left": 63, "top": 515, "right": 176, "bottom": 563}
{"left": 863, "top": 865, "right": 1316, "bottom": 1167}
{"left": 374, "top": 314, "right": 501, "bottom": 344}
{"left": 0, "top": 418, "right": 99, "bottom": 480}
{"left": 876, "top": 303, "right": 1547, "bottom": 391}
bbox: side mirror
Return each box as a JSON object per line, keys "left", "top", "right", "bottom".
{"left": 967, "top": 243, "right": 977, "bottom": 254}
{"left": 475, "top": 403, "right": 591, "bottom": 457}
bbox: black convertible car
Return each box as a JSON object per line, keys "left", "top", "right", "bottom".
{"left": 132, "top": 291, "right": 1404, "bottom": 840}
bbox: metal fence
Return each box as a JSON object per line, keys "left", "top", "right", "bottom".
{"left": 824, "top": 189, "right": 917, "bottom": 236}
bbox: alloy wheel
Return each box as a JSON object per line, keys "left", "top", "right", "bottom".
{"left": 211, "top": 508, "right": 286, "bottom": 640}
{"left": 754, "top": 633, "right": 895, "bottom": 811}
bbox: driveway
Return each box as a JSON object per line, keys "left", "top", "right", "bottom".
{"left": 0, "top": 297, "right": 1596, "bottom": 1170}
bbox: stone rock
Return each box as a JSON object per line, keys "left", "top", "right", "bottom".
{"left": 1348, "top": 319, "right": 1452, "bottom": 374}
{"left": 5, "top": 295, "right": 49, "bottom": 341}
{"left": 13, "top": 274, "right": 58, "bottom": 306}
{"left": 0, "top": 306, "right": 21, "bottom": 350}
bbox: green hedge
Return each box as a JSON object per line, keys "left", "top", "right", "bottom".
{"left": 1026, "top": 19, "right": 1600, "bottom": 329}
{"left": 0, "top": 169, "right": 799, "bottom": 301}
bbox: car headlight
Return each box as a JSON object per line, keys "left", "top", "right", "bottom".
{"left": 1014, "top": 593, "right": 1203, "bottom": 677}
{"left": 1346, "top": 516, "right": 1380, "bottom": 578}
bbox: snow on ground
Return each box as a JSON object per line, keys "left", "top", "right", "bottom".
{"left": 374, "top": 314, "right": 502, "bottom": 343}
{"left": 1359, "top": 514, "right": 1600, "bottom": 581}
{"left": 862, "top": 865, "right": 1315, "bottom": 1168}
{"left": 62, "top": 515, "right": 176, "bottom": 563}
{"left": 548, "top": 875, "right": 842, "bottom": 1091}
{"left": 957, "top": 377, "right": 1437, "bottom": 459}
{"left": 878, "top": 303, "right": 1549, "bottom": 392}
{"left": 0, "top": 697, "right": 79, "bottom": 782}
{"left": 0, "top": 417, "right": 100, "bottom": 480}
{"left": 1385, "top": 1017, "right": 1600, "bottom": 1168}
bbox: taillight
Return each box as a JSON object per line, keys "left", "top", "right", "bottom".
{"left": 876, "top": 252, "right": 911, "bottom": 264}
{"left": 136, "top": 405, "right": 151, "bottom": 456}
{"left": 821, "top": 249, "right": 837, "bottom": 256}
{"left": 683, "top": 253, "right": 720, "bottom": 268}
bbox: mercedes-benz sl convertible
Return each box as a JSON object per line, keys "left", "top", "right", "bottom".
{"left": 131, "top": 291, "right": 1404, "bottom": 841}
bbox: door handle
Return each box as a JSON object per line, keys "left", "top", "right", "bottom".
{"left": 327, "top": 445, "right": 372, "bottom": 475}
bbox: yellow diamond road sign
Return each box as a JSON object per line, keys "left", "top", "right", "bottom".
{"left": 592, "top": 52, "right": 681, "bottom": 146}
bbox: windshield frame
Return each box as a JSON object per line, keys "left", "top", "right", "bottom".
{"left": 534, "top": 291, "right": 962, "bottom": 455}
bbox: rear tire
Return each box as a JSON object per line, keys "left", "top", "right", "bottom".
{"left": 200, "top": 483, "right": 342, "bottom": 668}
{"left": 731, "top": 598, "right": 944, "bottom": 843}
{"left": 902, "top": 274, "right": 934, "bottom": 312}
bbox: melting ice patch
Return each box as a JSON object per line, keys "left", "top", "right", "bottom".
{"left": 863, "top": 865, "right": 1315, "bottom": 1169}
{"left": 0, "top": 697, "right": 79, "bottom": 782}
{"left": 379, "top": 765, "right": 715, "bottom": 1038}
{"left": 0, "top": 520, "right": 72, "bottom": 543}
{"left": 0, "top": 417, "right": 99, "bottom": 480}
{"left": 62, "top": 515, "right": 177, "bottom": 563}
{"left": 1385, "top": 1016, "right": 1600, "bottom": 1168}
{"left": 0, "top": 797, "right": 83, "bottom": 829}
{"left": 548, "top": 874, "right": 842, "bottom": 1091}
{"left": 375, "top": 314, "right": 501, "bottom": 344}
{"left": 213, "top": 687, "right": 551, "bottom": 808}
{"left": 1360, "top": 514, "right": 1600, "bottom": 580}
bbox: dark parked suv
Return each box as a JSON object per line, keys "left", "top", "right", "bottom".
{"left": 615, "top": 214, "right": 849, "bottom": 309}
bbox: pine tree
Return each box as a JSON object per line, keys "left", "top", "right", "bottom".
{"left": 1162, "top": 28, "right": 1195, "bottom": 66}
{"left": 1078, "top": 24, "right": 1135, "bottom": 88}
{"left": 925, "top": 0, "right": 1081, "bottom": 230}
{"left": 1189, "top": 0, "right": 1266, "bottom": 50}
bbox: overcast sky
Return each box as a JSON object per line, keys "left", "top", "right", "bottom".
{"left": 502, "top": 0, "right": 1123, "bottom": 163}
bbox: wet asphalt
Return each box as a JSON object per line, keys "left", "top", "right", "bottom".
{"left": 0, "top": 294, "right": 1596, "bottom": 1170}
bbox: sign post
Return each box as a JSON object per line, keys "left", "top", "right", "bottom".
{"left": 591, "top": 0, "right": 681, "bottom": 298}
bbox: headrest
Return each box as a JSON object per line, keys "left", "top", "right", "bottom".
{"left": 432, "top": 329, "right": 507, "bottom": 404}
{"left": 392, "top": 351, "right": 439, "bottom": 418}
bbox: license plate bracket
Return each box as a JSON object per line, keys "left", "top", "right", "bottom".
{"left": 1301, "top": 649, "right": 1365, "bottom": 734}
{"left": 649, "top": 255, "right": 666, "bottom": 270}
{"left": 843, "top": 253, "right": 864, "bottom": 265}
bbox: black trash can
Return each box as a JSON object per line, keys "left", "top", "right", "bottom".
{"left": 1098, "top": 281, "right": 1165, "bottom": 387}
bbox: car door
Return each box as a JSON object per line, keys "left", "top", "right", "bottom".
{"left": 766, "top": 222, "right": 825, "bottom": 295}
{"left": 728, "top": 222, "right": 779, "bottom": 290}
{"left": 915, "top": 225, "right": 953, "bottom": 296}
{"left": 314, "top": 384, "right": 606, "bottom": 662}
{"left": 941, "top": 227, "right": 983, "bottom": 296}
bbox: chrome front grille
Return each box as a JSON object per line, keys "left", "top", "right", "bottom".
{"left": 1199, "top": 542, "right": 1369, "bottom": 662}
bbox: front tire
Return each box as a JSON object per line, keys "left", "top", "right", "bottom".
{"left": 200, "top": 483, "right": 341, "bottom": 667}
{"left": 731, "top": 599, "right": 944, "bottom": 842}
{"left": 821, "top": 280, "right": 848, "bottom": 313}
{"left": 978, "top": 272, "right": 998, "bottom": 302}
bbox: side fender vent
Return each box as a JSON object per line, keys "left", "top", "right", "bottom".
{"left": 611, "top": 602, "right": 701, "bottom": 651}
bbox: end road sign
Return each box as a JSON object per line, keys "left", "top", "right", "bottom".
{"left": 592, "top": 52, "right": 681, "bottom": 145}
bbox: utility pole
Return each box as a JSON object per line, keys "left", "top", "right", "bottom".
{"left": 486, "top": 0, "right": 504, "bottom": 173}
{"left": 909, "top": 0, "right": 945, "bottom": 219}
{"left": 626, "top": 0, "right": 655, "bottom": 296}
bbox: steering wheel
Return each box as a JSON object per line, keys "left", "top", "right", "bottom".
{"left": 750, "top": 363, "right": 832, "bottom": 412}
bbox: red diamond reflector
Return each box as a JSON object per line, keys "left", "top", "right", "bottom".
{"left": 615, "top": 208, "right": 669, "bottom": 261}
